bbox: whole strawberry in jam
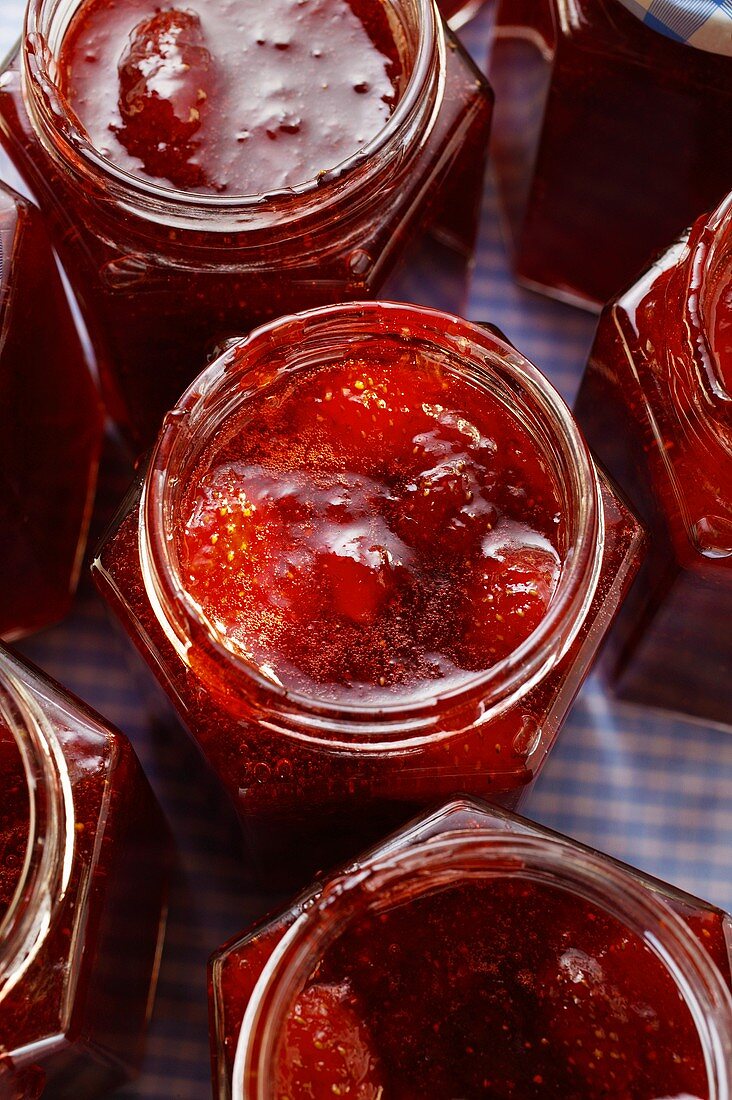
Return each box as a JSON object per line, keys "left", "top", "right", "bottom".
{"left": 115, "top": 9, "right": 212, "bottom": 189}
{"left": 275, "top": 981, "right": 385, "bottom": 1098}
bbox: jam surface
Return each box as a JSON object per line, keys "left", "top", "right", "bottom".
{"left": 178, "top": 354, "right": 563, "bottom": 706}
{"left": 274, "top": 878, "right": 711, "bottom": 1098}
{"left": 59, "top": 0, "right": 404, "bottom": 194}
{"left": 0, "top": 719, "right": 28, "bottom": 920}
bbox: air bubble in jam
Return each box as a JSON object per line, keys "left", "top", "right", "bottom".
{"left": 177, "top": 355, "right": 564, "bottom": 705}
{"left": 58, "top": 0, "right": 404, "bottom": 194}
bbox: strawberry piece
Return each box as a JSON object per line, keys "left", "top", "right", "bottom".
{"left": 391, "top": 458, "right": 497, "bottom": 558}
{"left": 116, "top": 9, "right": 212, "bottom": 188}
{"left": 538, "top": 928, "right": 707, "bottom": 1097}
{"left": 276, "top": 981, "right": 385, "bottom": 1099}
{"left": 461, "top": 536, "right": 560, "bottom": 665}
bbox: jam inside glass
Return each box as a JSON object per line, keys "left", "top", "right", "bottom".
{"left": 59, "top": 0, "right": 404, "bottom": 195}
{"left": 575, "top": 192, "right": 732, "bottom": 725}
{"left": 489, "top": 0, "right": 732, "bottom": 309}
{"left": 0, "top": 182, "right": 102, "bottom": 641}
{"left": 210, "top": 799, "right": 732, "bottom": 1100}
{"left": 0, "top": 644, "right": 170, "bottom": 1097}
{"left": 93, "top": 301, "right": 644, "bottom": 883}
{"left": 177, "top": 353, "right": 563, "bottom": 706}
{"left": 0, "top": 0, "right": 491, "bottom": 447}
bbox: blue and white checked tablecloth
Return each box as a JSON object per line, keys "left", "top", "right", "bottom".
{"left": 1, "top": 4, "right": 731, "bottom": 1097}
{"left": 618, "top": 0, "right": 732, "bottom": 54}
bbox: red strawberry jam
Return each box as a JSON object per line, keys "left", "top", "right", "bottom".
{"left": 178, "top": 356, "right": 563, "bottom": 705}
{"left": 215, "top": 803, "right": 732, "bottom": 1099}
{"left": 274, "top": 878, "right": 713, "bottom": 1098}
{"left": 0, "top": 720, "right": 28, "bottom": 921}
{"left": 276, "top": 982, "right": 385, "bottom": 1097}
{"left": 59, "top": 0, "right": 403, "bottom": 194}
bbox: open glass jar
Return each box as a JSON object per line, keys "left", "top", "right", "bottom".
{"left": 488, "top": 0, "right": 732, "bottom": 309}
{"left": 0, "top": 644, "right": 170, "bottom": 1098}
{"left": 0, "top": 0, "right": 492, "bottom": 448}
{"left": 575, "top": 192, "right": 732, "bottom": 727}
{"left": 0, "top": 181, "right": 102, "bottom": 642}
{"left": 210, "top": 798, "right": 732, "bottom": 1100}
{"left": 92, "top": 301, "right": 644, "bottom": 883}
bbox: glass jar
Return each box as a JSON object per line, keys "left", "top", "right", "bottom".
{"left": 0, "top": 0, "right": 492, "bottom": 449}
{"left": 92, "top": 300, "right": 644, "bottom": 883}
{"left": 488, "top": 0, "right": 732, "bottom": 309}
{"left": 209, "top": 797, "right": 732, "bottom": 1100}
{"left": 0, "top": 643, "right": 170, "bottom": 1097}
{"left": 0, "top": 181, "right": 102, "bottom": 642}
{"left": 574, "top": 192, "right": 732, "bottom": 726}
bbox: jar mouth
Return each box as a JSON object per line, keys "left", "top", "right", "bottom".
{"left": 23, "top": 0, "right": 440, "bottom": 218}
{"left": 233, "top": 831, "right": 732, "bottom": 1100}
{"left": 0, "top": 651, "right": 73, "bottom": 1001}
{"left": 140, "top": 301, "right": 603, "bottom": 745}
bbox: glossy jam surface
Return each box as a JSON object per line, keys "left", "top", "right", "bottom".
{"left": 0, "top": 720, "right": 28, "bottom": 920}
{"left": 59, "top": 0, "right": 404, "bottom": 194}
{"left": 273, "top": 879, "right": 710, "bottom": 1098}
{"left": 178, "top": 355, "right": 563, "bottom": 706}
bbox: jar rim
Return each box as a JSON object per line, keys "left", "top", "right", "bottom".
{"left": 22, "top": 0, "right": 442, "bottom": 222}
{"left": 0, "top": 650, "right": 73, "bottom": 1002}
{"left": 139, "top": 300, "right": 604, "bottom": 746}
{"left": 232, "top": 830, "right": 732, "bottom": 1100}
{"left": 688, "top": 190, "right": 732, "bottom": 401}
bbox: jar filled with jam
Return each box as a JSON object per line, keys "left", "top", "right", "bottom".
{"left": 488, "top": 0, "right": 732, "bottom": 309}
{"left": 92, "top": 301, "right": 644, "bottom": 882}
{"left": 575, "top": 192, "right": 732, "bottom": 727}
{"left": 210, "top": 798, "right": 732, "bottom": 1100}
{"left": 0, "top": 0, "right": 492, "bottom": 447}
{"left": 0, "top": 644, "right": 171, "bottom": 1097}
{"left": 0, "top": 181, "right": 102, "bottom": 642}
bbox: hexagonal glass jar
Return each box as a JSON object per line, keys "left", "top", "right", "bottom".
{"left": 489, "top": 0, "right": 732, "bottom": 309}
{"left": 0, "top": 182, "right": 102, "bottom": 642}
{"left": 0, "top": 0, "right": 492, "bottom": 447}
{"left": 575, "top": 192, "right": 732, "bottom": 726}
{"left": 0, "top": 644, "right": 170, "bottom": 1097}
{"left": 209, "top": 797, "right": 732, "bottom": 1100}
{"left": 92, "top": 301, "right": 644, "bottom": 884}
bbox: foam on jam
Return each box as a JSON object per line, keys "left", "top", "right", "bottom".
{"left": 0, "top": 720, "right": 29, "bottom": 921}
{"left": 274, "top": 878, "right": 710, "bottom": 1098}
{"left": 177, "top": 354, "right": 563, "bottom": 705}
{"left": 58, "top": 0, "right": 404, "bottom": 194}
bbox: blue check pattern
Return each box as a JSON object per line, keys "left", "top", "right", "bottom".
{"left": 618, "top": 0, "right": 732, "bottom": 52}
{"left": 1, "top": 3, "right": 731, "bottom": 1098}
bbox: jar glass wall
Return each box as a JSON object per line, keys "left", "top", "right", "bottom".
{"left": 0, "top": 0, "right": 492, "bottom": 447}
{"left": 209, "top": 798, "right": 732, "bottom": 1100}
{"left": 575, "top": 192, "right": 732, "bottom": 726}
{"left": 92, "top": 301, "right": 644, "bottom": 884}
{"left": 0, "top": 644, "right": 170, "bottom": 1097}
{"left": 488, "top": 0, "right": 732, "bottom": 309}
{"left": 0, "top": 181, "right": 102, "bottom": 642}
